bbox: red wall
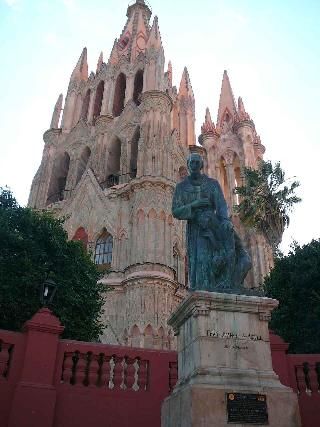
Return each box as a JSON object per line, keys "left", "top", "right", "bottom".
{"left": 54, "top": 340, "right": 177, "bottom": 427}
{"left": 0, "top": 311, "right": 319, "bottom": 427}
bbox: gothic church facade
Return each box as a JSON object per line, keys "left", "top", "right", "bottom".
{"left": 28, "top": 0, "right": 273, "bottom": 348}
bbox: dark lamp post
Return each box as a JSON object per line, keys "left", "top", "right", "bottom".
{"left": 39, "top": 278, "right": 58, "bottom": 306}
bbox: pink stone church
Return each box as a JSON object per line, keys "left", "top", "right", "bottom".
{"left": 28, "top": 0, "right": 273, "bottom": 348}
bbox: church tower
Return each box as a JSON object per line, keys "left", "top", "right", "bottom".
{"left": 29, "top": 1, "right": 273, "bottom": 348}
{"left": 199, "top": 70, "right": 274, "bottom": 287}
{"left": 28, "top": 0, "right": 193, "bottom": 348}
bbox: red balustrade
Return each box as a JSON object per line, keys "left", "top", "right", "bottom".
{"left": 0, "top": 312, "right": 319, "bottom": 427}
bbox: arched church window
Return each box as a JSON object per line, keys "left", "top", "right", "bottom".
{"left": 72, "top": 227, "right": 88, "bottom": 248}
{"left": 113, "top": 73, "right": 126, "bottom": 117}
{"left": 94, "top": 230, "right": 113, "bottom": 266}
{"left": 81, "top": 89, "right": 91, "bottom": 121}
{"left": 76, "top": 146, "right": 91, "bottom": 185}
{"left": 130, "top": 127, "right": 140, "bottom": 178}
{"left": 131, "top": 325, "right": 141, "bottom": 347}
{"left": 46, "top": 151, "right": 70, "bottom": 204}
{"left": 144, "top": 325, "right": 154, "bottom": 349}
{"left": 93, "top": 81, "right": 105, "bottom": 119}
{"left": 105, "top": 137, "right": 121, "bottom": 185}
{"left": 133, "top": 70, "right": 143, "bottom": 106}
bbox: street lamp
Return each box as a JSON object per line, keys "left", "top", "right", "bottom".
{"left": 39, "top": 278, "right": 58, "bottom": 306}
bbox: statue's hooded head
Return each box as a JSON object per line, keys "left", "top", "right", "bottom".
{"left": 187, "top": 153, "right": 203, "bottom": 175}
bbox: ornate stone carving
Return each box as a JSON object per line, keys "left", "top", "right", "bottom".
{"left": 140, "top": 91, "right": 173, "bottom": 113}
{"left": 222, "top": 149, "right": 235, "bottom": 165}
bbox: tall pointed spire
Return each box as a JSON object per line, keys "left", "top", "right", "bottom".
{"left": 108, "top": 39, "right": 118, "bottom": 65}
{"left": 205, "top": 107, "right": 212, "bottom": 123}
{"left": 70, "top": 47, "right": 88, "bottom": 82}
{"left": 96, "top": 51, "right": 103, "bottom": 72}
{"left": 146, "top": 16, "right": 162, "bottom": 50}
{"left": 238, "top": 96, "right": 245, "bottom": 114}
{"left": 217, "top": 70, "right": 237, "bottom": 126}
{"left": 237, "top": 96, "right": 251, "bottom": 121}
{"left": 178, "top": 67, "right": 194, "bottom": 99}
{"left": 109, "top": 0, "right": 151, "bottom": 63}
{"left": 50, "top": 94, "right": 63, "bottom": 129}
{"left": 144, "top": 16, "right": 165, "bottom": 91}
{"left": 177, "top": 67, "right": 195, "bottom": 147}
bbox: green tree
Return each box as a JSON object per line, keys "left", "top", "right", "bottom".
{"left": 0, "top": 187, "right": 105, "bottom": 341}
{"left": 234, "top": 160, "right": 301, "bottom": 253}
{"left": 264, "top": 240, "right": 320, "bottom": 353}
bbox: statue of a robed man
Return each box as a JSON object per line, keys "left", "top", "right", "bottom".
{"left": 172, "top": 153, "right": 251, "bottom": 292}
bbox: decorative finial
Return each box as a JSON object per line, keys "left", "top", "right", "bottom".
{"left": 201, "top": 107, "right": 219, "bottom": 137}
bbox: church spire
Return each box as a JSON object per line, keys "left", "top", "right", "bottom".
{"left": 50, "top": 93, "right": 63, "bottom": 129}
{"left": 177, "top": 67, "right": 195, "bottom": 147}
{"left": 178, "top": 67, "right": 194, "bottom": 99}
{"left": 96, "top": 51, "right": 103, "bottom": 73}
{"left": 146, "top": 16, "right": 162, "bottom": 50}
{"left": 238, "top": 96, "right": 245, "bottom": 114}
{"left": 109, "top": 0, "right": 151, "bottom": 64}
{"left": 70, "top": 47, "right": 88, "bottom": 82}
{"left": 108, "top": 39, "right": 118, "bottom": 65}
{"left": 201, "top": 107, "right": 219, "bottom": 137}
{"left": 217, "top": 70, "right": 237, "bottom": 127}
{"left": 143, "top": 15, "right": 165, "bottom": 91}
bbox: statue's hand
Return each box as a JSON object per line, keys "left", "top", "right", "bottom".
{"left": 192, "top": 198, "right": 211, "bottom": 209}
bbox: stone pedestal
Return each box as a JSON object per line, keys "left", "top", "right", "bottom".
{"left": 161, "top": 291, "right": 301, "bottom": 427}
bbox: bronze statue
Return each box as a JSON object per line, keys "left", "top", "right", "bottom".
{"left": 172, "top": 153, "right": 251, "bottom": 292}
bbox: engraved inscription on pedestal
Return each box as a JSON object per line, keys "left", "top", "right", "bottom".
{"left": 162, "top": 292, "right": 301, "bottom": 427}
{"left": 227, "top": 393, "right": 268, "bottom": 424}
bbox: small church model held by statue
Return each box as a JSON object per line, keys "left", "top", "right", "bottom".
{"left": 28, "top": 0, "right": 273, "bottom": 348}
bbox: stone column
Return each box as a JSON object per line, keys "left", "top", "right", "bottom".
{"left": 87, "top": 89, "right": 96, "bottom": 123}
{"left": 125, "top": 72, "right": 134, "bottom": 105}
{"left": 119, "top": 140, "right": 129, "bottom": 183}
{"left": 224, "top": 150, "right": 237, "bottom": 209}
{"left": 61, "top": 90, "right": 77, "bottom": 131}
{"left": 101, "top": 79, "right": 112, "bottom": 115}
{"left": 72, "top": 93, "right": 82, "bottom": 126}
{"left": 162, "top": 291, "right": 301, "bottom": 427}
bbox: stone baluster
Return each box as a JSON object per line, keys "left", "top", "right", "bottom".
{"left": 75, "top": 352, "right": 86, "bottom": 386}
{"left": 112, "top": 356, "right": 123, "bottom": 390}
{"left": 88, "top": 353, "right": 99, "bottom": 387}
{"left": 0, "top": 341, "right": 11, "bottom": 378}
{"left": 124, "top": 357, "right": 136, "bottom": 390}
{"left": 137, "top": 359, "right": 148, "bottom": 391}
{"left": 62, "top": 352, "right": 74, "bottom": 384}
{"left": 100, "top": 354, "right": 112, "bottom": 388}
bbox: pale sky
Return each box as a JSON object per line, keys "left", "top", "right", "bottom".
{"left": 0, "top": 0, "right": 319, "bottom": 251}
